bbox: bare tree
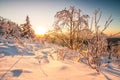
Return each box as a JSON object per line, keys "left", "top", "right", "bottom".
{"left": 78, "top": 9, "right": 113, "bottom": 72}
{"left": 53, "top": 6, "right": 89, "bottom": 49}
{"left": 53, "top": 7, "right": 116, "bottom": 72}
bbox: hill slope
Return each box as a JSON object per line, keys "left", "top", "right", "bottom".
{"left": 0, "top": 42, "right": 120, "bottom": 80}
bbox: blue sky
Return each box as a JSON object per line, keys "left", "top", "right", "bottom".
{"left": 0, "top": 0, "right": 120, "bottom": 34}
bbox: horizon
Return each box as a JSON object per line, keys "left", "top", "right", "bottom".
{"left": 0, "top": 0, "right": 120, "bottom": 35}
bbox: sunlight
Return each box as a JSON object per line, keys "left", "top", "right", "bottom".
{"left": 34, "top": 26, "right": 48, "bottom": 35}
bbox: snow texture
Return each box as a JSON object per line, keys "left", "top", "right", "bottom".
{"left": 0, "top": 40, "right": 120, "bottom": 80}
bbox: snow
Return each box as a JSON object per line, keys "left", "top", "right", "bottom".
{"left": 0, "top": 40, "right": 120, "bottom": 80}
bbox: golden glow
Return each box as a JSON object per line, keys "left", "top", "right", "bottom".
{"left": 34, "top": 26, "right": 48, "bottom": 35}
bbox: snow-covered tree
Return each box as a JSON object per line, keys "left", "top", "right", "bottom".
{"left": 20, "top": 15, "right": 35, "bottom": 38}
{"left": 53, "top": 6, "right": 90, "bottom": 49}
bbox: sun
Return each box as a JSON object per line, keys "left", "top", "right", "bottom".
{"left": 34, "top": 26, "right": 47, "bottom": 35}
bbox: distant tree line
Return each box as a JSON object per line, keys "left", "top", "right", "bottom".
{"left": 0, "top": 16, "right": 35, "bottom": 40}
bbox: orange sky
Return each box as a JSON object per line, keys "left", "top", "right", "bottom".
{"left": 0, "top": 0, "right": 120, "bottom": 35}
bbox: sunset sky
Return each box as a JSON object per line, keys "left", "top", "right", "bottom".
{"left": 0, "top": 0, "right": 120, "bottom": 34}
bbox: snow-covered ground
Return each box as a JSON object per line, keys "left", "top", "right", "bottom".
{"left": 0, "top": 40, "right": 120, "bottom": 80}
